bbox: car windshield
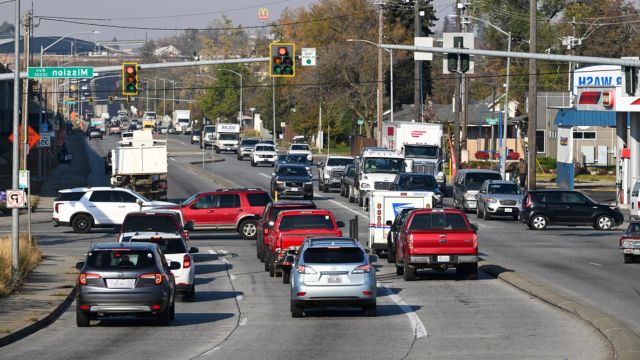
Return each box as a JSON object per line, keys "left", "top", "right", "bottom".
{"left": 488, "top": 183, "right": 521, "bottom": 194}
{"left": 396, "top": 175, "right": 438, "bottom": 190}
{"left": 409, "top": 213, "right": 469, "bottom": 231}
{"left": 404, "top": 145, "right": 439, "bottom": 158}
{"left": 277, "top": 155, "right": 288, "bottom": 162}
{"left": 303, "top": 247, "right": 364, "bottom": 264}
{"left": 465, "top": 173, "right": 502, "bottom": 190}
{"left": 182, "top": 194, "right": 199, "bottom": 206}
{"left": 626, "top": 223, "right": 640, "bottom": 235}
{"left": 220, "top": 133, "right": 238, "bottom": 140}
{"left": 122, "top": 216, "right": 178, "bottom": 233}
{"left": 278, "top": 166, "right": 308, "bottom": 177}
{"left": 129, "top": 237, "right": 186, "bottom": 254}
{"left": 256, "top": 145, "right": 275, "bottom": 151}
{"left": 242, "top": 139, "right": 260, "bottom": 147}
{"left": 363, "top": 158, "right": 404, "bottom": 174}
{"left": 287, "top": 155, "right": 309, "bottom": 164}
{"left": 327, "top": 158, "right": 353, "bottom": 166}
{"left": 86, "top": 250, "right": 156, "bottom": 269}
{"left": 278, "top": 214, "right": 335, "bottom": 231}
{"left": 291, "top": 144, "right": 310, "bottom": 151}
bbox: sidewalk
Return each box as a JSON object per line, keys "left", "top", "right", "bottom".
{"left": 0, "top": 133, "right": 89, "bottom": 347}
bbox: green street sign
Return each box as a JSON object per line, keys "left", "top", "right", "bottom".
{"left": 357, "top": 118, "right": 364, "bottom": 125}
{"left": 486, "top": 118, "right": 499, "bottom": 125}
{"left": 28, "top": 67, "right": 94, "bottom": 79}
{"left": 63, "top": 100, "right": 76, "bottom": 105}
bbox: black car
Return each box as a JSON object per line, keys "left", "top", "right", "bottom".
{"left": 270, "top": 164, "right": 314, "bottom": 200}
{"left": 385, "top": 208, "right": 415, "bottom": 263}
{"left": 75, "top": 242, "right": 180, "bottom": 327}
{"left": 391, "top": 173, "right": 443, "bottom": 208}
{"left": 341, "top": 163, "right": 356, "bottom": 199}
{"left": 520, "top": 190, "right": 624, "bottom": 230}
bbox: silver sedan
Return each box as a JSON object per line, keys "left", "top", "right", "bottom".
{"left": 476, "top": 180, "right": 522, "bottom": 220}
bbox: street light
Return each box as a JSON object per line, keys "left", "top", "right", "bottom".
{"left": 217, "top": 68, "right": 243, "bottom": 124}
{"left": 346, "top": 38, "right": 394, "bottom": 137}
{"left": 40, "top": 30, "right": 100, "bottom": 66}
{"left": 464, "top": 15, "right": 511, "bottom": 179}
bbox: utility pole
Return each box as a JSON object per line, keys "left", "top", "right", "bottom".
{"left": 414, "top": 0, "right": 421, "bottom": 122}
{"left": 460, "top": 1, "right": 468, "bottom": 158}
{"left": 528, "top": 0, "right": 537, "bottom": 190}
{"left": 11, "top": 0, "right": 21, "bottom": 290}
{"left": 272, "top": 76, "right": 276, "bottom": 144}
{"left": 22, "top": 10, "right": 31, "bottom": 171}
{"left": 376, "top": 1, "right": 384, "bottom": 146}
{"left": 454, "top": 0, "right": 461, "bottom": 168}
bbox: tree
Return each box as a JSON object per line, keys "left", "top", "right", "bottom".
{"left": 140, "top": 40, "right": 157, "bottom": 63}
{"left": 0, "top": 21, "right": 14, "bottom": 36}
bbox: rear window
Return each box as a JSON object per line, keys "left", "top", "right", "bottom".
{"left": 86, "top": 250, "right": 156, "bottom": 269}
{"left": 303, "top": 247, "right": 364, "bottom": 264}
{"left": 326, "top": 158, "right": 353, "bottom": 166}
{"left": 129, "top": 237, "right": 187, "bottom": 254}
{"left": 55, "top": 192, "right": 85, "bottom": 201}
{"left": 241, "top": 139, "right": 260, "bottom": 146}
{"left": 269, "top": 204, "right": 317, "bottom": 222}
{"left": 122, "top": 216, "right": 179, "bottom": 233}
{"left": 465, "top": 173, "right": 502, "bottom": 190}
{"left": 409, "top": 213, "right": 469, "bottom": 231}
{"left": 247, "top": 193, "right": 272, "bottom": 207}
{"left": 291, "top": 144, "right": 310, "bottom": 151}
{"left": 278, "top": 214, "right": 335, "bottom": 231}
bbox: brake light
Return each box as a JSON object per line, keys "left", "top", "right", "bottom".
{"left": 79, "top": 273, "right": 101, "bottom": 285}
{"left": 140, "top": 273, "right": 162, "bottom": 285}
{"left": 352, "top": 264, "right": 371, "bottom": 274}
{"left": 296, "top": 292, "right": 307, "bottom": 296}
{"left": 362, "top": 291, "right": 373, "bottom": 296}
{"left": 54, "top": 202, "right": 61, "bottom": 213}
{"left": 296, "top": 265, "right": 317, "bottom": 274}
{"left": 183, "top": 254, "right": 191, "bottom": 269}
{"left": 472, "top": 233, "right": 478, "bottom": 249}
{"left": 407, "top": 234, "right": 414, "bottom": 249}
{"left": 79, "top": 304, "right": 89, "bottom": 310}
{"left": 524, "top": 193, "right": 532, "bottom": 208}
{"left": 152, "top": 304, "right": 162, "bottom": 311}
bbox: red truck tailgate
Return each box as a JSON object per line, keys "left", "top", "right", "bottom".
{"left": 408, "top": 230, "right": 477, "bottom": 255}
{"left": 279, "top": 230, "right": 342, "bottom": 250}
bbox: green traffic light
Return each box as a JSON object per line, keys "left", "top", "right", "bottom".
{"left": 274, "top": 66, "right": 282, "bottom": 74}
{"left": 127, "top": 84, "right": 136, "bottom": 91}
{"left": 283, "top": 66, "right": 292, "bottom": 74}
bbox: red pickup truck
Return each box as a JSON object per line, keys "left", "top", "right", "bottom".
{"left": 265, "top": 209, "right": 344, "bottom": 283}
{"left": 395, "top": 209, "right": 478, "bottom": 281}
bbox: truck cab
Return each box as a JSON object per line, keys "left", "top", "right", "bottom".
{"left": 215, "top": 123, "right": 241, "bottom": 154}
{"left": 403, "top": 144, "right": 447, "bottom": 193}
{"left": 353, "top": 149, "right": 405, "bottom": 207}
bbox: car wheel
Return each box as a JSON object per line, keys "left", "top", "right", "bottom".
{"left": 387, "top": 238, "right": 396, "bottom": 263}
{"left": 169, "top": 299, "right": 175, "bottom": 320}
{"left": 396, "top": 263, "right": 404, "bottom": 275}
{"left": 215, "top": 148, "right": 220, "bottom": 154}
{"left": 76, "top": 306, "right": 90, "bottom": 327}
{"left": 530, "top": 215, "right": 548, "bottom": 230}
{"left": 251, "top": 160, "right": 256, "bottom": 167}
{"left": 403, "top": 261, "right": 415, "bottom": 281}
{"left": 184, "top": 286, "right": 196, "bottom": 302}
{"left": 348, "top": 187, "right": 355, "bottom": 203}
{"left": 358, "top": 193, "right": 364, "bottom": 207}
{"left": 318, "top": 181, "right": 323, "bottom": 192}
{"left": 476, "top": 205, "right": 483, "bottom": 219}
{"left": 291, "top": 300, "right": 304, "bottom": 318}
{"left": 157, "top": 305, "right": 171, "bottom": 326}
{"left": 484, "top": 206, "right": 492, "bottom": 220}
{"left": 282, "top": 270, "right": 291, "bottom": 284}
{"left": 264, "top": 252, "right": 270, "bottom": 271}
{"left": 256, "top": 239, "right": 261, "bottom": 259}
{"left": 239, "top": 219, "right": 258, "bottom": 240}
{"left": 624, "top": 254, "right": 634, "bottom": 263}
{"left": 71, "top": 214, "right": 93, "bottom": 233}
{"left": 362, "top": 302, "right": 377, "bottom": 317}
{"left": 595, "top": 215, "right": 613, "bottom": 231}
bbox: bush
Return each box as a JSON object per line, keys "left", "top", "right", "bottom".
{"left": 574, "top": 165, "right": 590, "bottom": 176}
{"left": 538, "top": 157, "right": 557, "bottom": 170}
{"left": 0, "top": 233, "right": 42, "bottom": 297}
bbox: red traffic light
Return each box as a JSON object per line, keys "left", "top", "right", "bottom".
{"left": 278, "top": 47, "right": 288, "bottom": 56}
{"left": 125, "top": 65, "right": 136, "bottom": 75}
{"left": 122, "top": 62, "right": 139, "bottom": 96}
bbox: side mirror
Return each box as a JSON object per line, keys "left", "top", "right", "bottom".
{"left": 75, "top": 261, "right": 85, "bottom": 270}
{"left": 284, "top": 254, "right": 296, "bottom": 264}
{"left": 369, "top": 254, "right": 379, "bottom": 264}
{"left": 136, "top": 199, "right": 143, "bottom": 207}
{"left": 169, "top": 261, "right": 181, "bottom": 270}
{"left": 385, "top": 220, "right": 393, "bottom": 226}
{"left": 470, "top": 223, "right": 478, "bottom": 232}
{"left": 271, "top": 173, "right": 276, "bottom": 177}
{"left": 189, "top": 247, "right": 199, "bottom": 254}
{"left": 183, "top": 220, "right": 194, "bottom": 231}
{"left": 267, "top": 220, "right": 275, "bottom": 228}
{"left": 336, "top": 221, "right": 346, "bottom": 228}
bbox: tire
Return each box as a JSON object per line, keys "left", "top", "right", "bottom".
{"left": 358, "top": 193, "right": 364, "bottom": 207}
{"left": 529, "top": 215, "right": 548, "bottom": 230}
{"left": 403, "top": 261, "right": 415, "bottom": 281}
{"left": 215, "top": 148, "right": 221, "bottom": 154}
{"left": 239, "top": 219, "right": 258, "bottom": 240}
{"left": 363, "top": 302, "right": 377, "bottom": 317}
{"left": 76, "top": 306, "right": 90, "bottom": 327}
{"left": 264, "top": 252, "right": 270, "bottom": 271}
{"left": 512, "top": 214, "right": 519, "bottom": 221}
{"left": 71, "top": 214, "right": 93, "bottom": 233}
{"left": 282, "top": 270, "right": 291, "bottom": 284}
{"left": 348, "top": 187, "right": 355, "bottom": 203}
{"left": 251, "top": 160, "right": 256, "bottom": 167}
{"left": 256, "top": 238, "right": 261, "bottom": 259}
{"left": 184, "top": 286, "right": 196, "bottom": 302}
{"left": 169, "top": 300, "right": 175, "bottom": 321}
{"left": 340, "top": 185, "right": 346, "bottom": 197}
{"left": 595, "top": 215, "right": 613, "bottom": 231}
{"left": 624, "top": 254, "right": 633, "bottom": 263}
{"left": 303, "top": 193, "right": 313, "bottom": 200}
{"left": 476, "top": 205, "right": 483, "bottom": 219}
{"left": 291, "top": 301, "right": 304, "bottom": 318}
{"left": 157, "top": 305, "right": 171, "bottom": 326}
{"left": 268, "top": 254, "right": 276, "bottom": 277}
{"left": 387, "top": 237, "right": 396, "bottom": 263}
{"left": 484, "top": 206, "right": 492, "bottom": 220}
{"left": 318, "top": 181, "right": 324, "bottom": 192}
{"left": 237, "top": 155, "right": 241, "bottom": 160}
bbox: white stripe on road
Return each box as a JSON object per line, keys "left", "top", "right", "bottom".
{"left": 589, "top": 262, "right": 603, "bottom": 267}
{"left": 259, "top": 173, "right": 271, "bottom": 179}
{"left": 169, "top": 157, "right": 176, "bottom": 162}
{"left": 235, "top": 294, "right": 244, "bottom": 301}
{"left": 379, "top": 284, "right": 427, "bottom": 339}
{"left": 328, "top": 199, "right": 368, "bottom": 217}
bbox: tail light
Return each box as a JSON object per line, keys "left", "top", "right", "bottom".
{"left": 407, "top": 234, "right": 414, "bottom": 249}
{"left": 296, "top": 265, "right": 317, "bottom": 274}
{"left": 524, "top": 193, "right": 532, "bottom": 208}
{"left": 79, "top": 273, "right": 101, "bottom": 285}
{"left": 54, "top": 202, "right": 61, "bottom": 213}
{"left": 140, "top": 273, "right": 162, "bottom": 285}
{"left": 352, "top": 264, "right": 371, "bottom": 274}
{"left": 182, "top": 254, "right": 191, "bottom": 269}
{"left": 472, "top": 233, "right": 478, "bottom": 249}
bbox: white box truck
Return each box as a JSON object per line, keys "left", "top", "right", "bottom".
{"left": 214, "top": 123, "right": 241, "bottom": 154}
{"left": 173, "top": 110, "right": 191, "bottom": 134}
{"left": 367, "top": 190, "right": 433, "bottom": 254}
{"left": 110, "top": 130, "right": 168, "bottom": 200}
{"left": 382, "top": 122, "right": 447, "bottom": 192}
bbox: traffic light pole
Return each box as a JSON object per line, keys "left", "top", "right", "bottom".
{"left": 11, "top": 0, "right": 21, "bottom": 290}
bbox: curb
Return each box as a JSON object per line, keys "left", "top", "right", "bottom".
{"left": 0, "top": 286, "right": 77, "bottom": 347}
{"left": 480, "top": 261, "right": 640, "bottom": 360}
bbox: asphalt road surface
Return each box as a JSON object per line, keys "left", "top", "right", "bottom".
{"left": 1, "top": 133, "right": 612, "bottom": 360}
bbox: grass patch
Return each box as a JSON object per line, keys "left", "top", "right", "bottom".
{"left": 575, "top": 174, "right": 616, "bottom": 182}
{"left": 0, "top": 233, "right": 42, "bottom": 297}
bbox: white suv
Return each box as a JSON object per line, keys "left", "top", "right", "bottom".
{"left": 251, "top": 144, "right": 278, "bottom": 167}
{"left": 52, "top": 187, "right": 174, "bottom": 233}
{"left": 287, "top": 143, "right": 313, "bottom": 162}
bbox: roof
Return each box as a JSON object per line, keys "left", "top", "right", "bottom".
{"left": 553, "top": 108, "right": 619, "bottom": 127}
{"left": 60, "top": 186, "right": 126, "bottom": 192}
{"left": 278, "top": 209, "right": 332, "bottom": 216}
{"left": 91, "top": 242, "right": 157, "bottom": 250}
{"left": 327, "top": 155, "right": 354, "bottom": 159}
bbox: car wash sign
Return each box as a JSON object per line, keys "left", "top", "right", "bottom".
{"left": 574, "top": 65, "right": 620, "bottom": 111}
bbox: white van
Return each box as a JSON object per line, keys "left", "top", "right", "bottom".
{"left": 630, "top": 179, "right": 640, "bottom": 220}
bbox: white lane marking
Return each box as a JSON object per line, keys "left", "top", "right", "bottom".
{"left": 216, "top": 249, "right": 229, "bottom": 255}
{"left": 589, "top": 262, "right": 603, "bottom": 267}
{"left": 259, "top": 173, "right": 271, "bottom": 179}
{"left": 200, "top": 346, "right": 221, "bottom": 356}
{"left": 169, "top": 157, "right": 176, "bottom": 162}
{"left": 239, "top": 317, "right": 248, "bottom": 326}
{"left": 235, "top": 294, "right": 244, "bottom": 301}
{"left": 379, "top": 284, "right": 428, "bottom": 339}
{"left": 328, "top": 199, "right": 368, "bottom": 217}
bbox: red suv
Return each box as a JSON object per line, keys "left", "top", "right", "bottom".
{"left": 178, "top": 188, "right": 272, "bottom": 240}
{"left": 256, "top": 201, "right": 317, "bottom": 263}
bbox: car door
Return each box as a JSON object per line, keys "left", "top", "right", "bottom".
{"left": 560, "top": 192, "right": 594, "bottom": 224}
{"left": 183, "top": 194, "right": 218, "bottom": 228}
{"left": 111, "top": 191, "right": 141, "bottom": 224}
{"left": 87, "top": 190, "right": 114, "bottom": 224}
{"left": 476, "top": 182, "right": 487, "bottom": 210}
{"left": 538, "top": 191, "right": 566, "bottom": 224}
{"left": 630, "top": 179, "right": 640, "bottom": 219}
{"left": 214, "top": 193, "right": 242, "bottom": 228}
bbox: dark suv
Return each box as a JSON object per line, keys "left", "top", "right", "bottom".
{"left": 520, "top": 190, "right": 624, "bottom": 230}
{"left": 256, "top": 200, "right": 317, "bottom": 263}
{"left": 75, "top": 242, "right": 180, "bottom": 327}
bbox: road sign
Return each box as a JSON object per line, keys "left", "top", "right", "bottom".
{"left": 301, "top": 48, "right": 316, "bottom": 66}
{"left": 40, "top": 123, "right": 48, "bottom": 133}
{"left": 280, "top": 122, "right": 286, "bottom": 127}
{"left": 486, "top": 118, "right": 499, "bottom": 125}
{"left": 28, "top": 67, "right": 94, "bottom": 79}
{"left": 357, "top": 118, "right": 364, "bottom": 125}
{"left": 414, "top": 37, "right": 434, "bottom": 61}
{"left": 19, "top": 170, "right": 29, "bottom": 189}
{"left": 6, "top": 189, "right": 26, "bottom": 208}
{"left": 39, "top": 132, "right": 51, "bottom": 147}
{"left": 8, "top": 125, "right": 41, "bottom": 150}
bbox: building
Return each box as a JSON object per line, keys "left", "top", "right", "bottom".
{"left": 154, "top": 45, "right": 181, "bottom": 58}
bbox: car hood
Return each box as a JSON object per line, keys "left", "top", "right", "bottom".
{"left": 254, "top": 151, "right": 277, "bottom": 156}
{"left": 274, "top": 175, "right": 312, "bottom": 182}
{"left": 482, "top": 193, "right": 522, "bottom": 201}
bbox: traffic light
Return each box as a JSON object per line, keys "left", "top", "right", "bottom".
{"left": 443, "top": 33, "right": 474, "bottom": 74}
{"left": 270, "top": 43, "right": 295, "bottom": 77}
{"left": 122, "top": 62, "right": 139, "bottom": 96}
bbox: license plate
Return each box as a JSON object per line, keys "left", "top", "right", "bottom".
{"left": 468, "top": 203, "right": 476, "bottom": 209}
{"left": 504, "top": 208, "right": 513, "bottom": 213}
{"left": 225, "top": 147, "right": 231, "bottom": 150}
{"left": 327, "top": 275, "right": 342, "bottom": 284}
{"left": 290, "top": 187, "right": 298, "bottom": 191}
{"left": 106, "top": 279, "right": 135, "bottom": 288}
{"left": 437, "top": 255, "right": 450, "bottom": 262}
{"left": 634, "top": 249, "right": 640, "bottom": 255}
